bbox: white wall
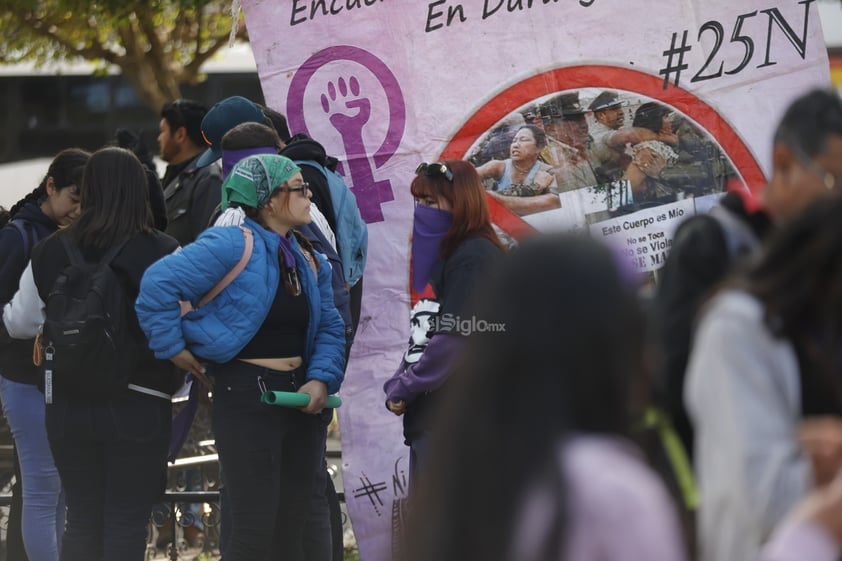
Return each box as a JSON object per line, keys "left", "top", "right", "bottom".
{"left": 0, "top": 158, "right": 51, "bottom": 209}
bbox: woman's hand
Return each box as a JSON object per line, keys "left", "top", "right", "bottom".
{"left": 657, "top": 130, "right": 679, "bottom": 146}
{"left": 299, "top": 380, "right": 328, "bottom": 414}
{"left": 787, "top": 467, "right": 842, "bottom": 548}
{"left": 170, "top": 349, "right": 213, "bottom": 389}
{"left": 387, "top": 400, "right": 406, "bottom": 416}
{"left": 800, "top": 416, "right": 842, "bottom": 486}
{"left": 634, "top": 147, "right": 667, "bottom": 178}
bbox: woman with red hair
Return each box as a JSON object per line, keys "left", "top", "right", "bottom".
{"left": 384, "top": 159, "right": 505, "bottom": 489}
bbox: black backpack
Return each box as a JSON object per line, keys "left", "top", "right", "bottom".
{"left": 42, "top": 236, "right": 137, "bottom": 402}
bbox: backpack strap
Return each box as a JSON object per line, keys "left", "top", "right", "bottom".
{"left": 59, "top": 234, "right": 87, "bottom": 267}
{"left": 199, "top": 227, "right": 253, "bottom": 307}
{"left": 58, "top": 235, "right": 129, "bottom": 268}
{"left": 7, "top": 219, "right": 36, "bottom": 258}
{"left": 186, "top": 227, "right": 253, "bottom": 313}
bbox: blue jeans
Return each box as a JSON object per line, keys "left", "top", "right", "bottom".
{"left": 210, "top": 361, "right": 325, "bottom": 561}
{"left": 0, "top": 376, "right": 64, "bottom": 561}
{"left": 46, "top": 390, "right": 171, "bottom": 561}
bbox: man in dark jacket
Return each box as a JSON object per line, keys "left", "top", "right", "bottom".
{"left": 652, "top": 88, "right": 842, "bottom": 459}
{"left": 158, "top": 99, "right": 223, "bottom": 246}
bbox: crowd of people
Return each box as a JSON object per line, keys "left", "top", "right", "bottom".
{"left": 0, "top": 83, "right": 840, "bottom": 561}
{"left": 0, "top": 96, "right": 359, "bottom": 561}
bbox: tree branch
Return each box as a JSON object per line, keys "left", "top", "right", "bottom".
{"left": 19, "top": 15, "right": 121, "bottom": 66}
{"left": 182, "top": 33, "right": 230, "bottom": 75}
{"left": 135, "top": 8, "right": 166, "bottom": 70}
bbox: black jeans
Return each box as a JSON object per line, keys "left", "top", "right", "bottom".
{"left": 302, "top": 413, "right": 334, "bottom": 561}
{"left": 46, "top": 390, "right": 171, "bottom": 561}
{"left": 210, "top": 361, "right": 325, "bottom": 561}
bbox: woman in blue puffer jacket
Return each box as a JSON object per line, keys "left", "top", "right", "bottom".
{"left": 136, "top": 154, "right": 345, "bottom": 561}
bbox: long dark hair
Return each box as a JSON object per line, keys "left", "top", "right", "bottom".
{"left": 64, "top": 147, "right": 153, "bottom": 251}
{"left": 633, "top": 102, "right": 671, "bottom": 132}
{"left": 411, "top": 159, "right": 504, "bottom": 259}
{"left": 735, "top": 196, "right": 842, "bottom": 398}
{"left": 407, "top": 234, "right": 647, "bottom": 561}
{"left": 2, "top": 148, "right": 90, "bottom": 226}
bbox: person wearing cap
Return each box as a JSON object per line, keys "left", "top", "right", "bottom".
{"left": 136, "top": 154, "right": 346, "bottom": 561}
{"left": 196, "top": 95, "right": 269, "bottom": 170}
{"left": 158, "top": 99, "right": 223, "bottom": 246}
{"left": 588, "top": 91, "right": 678, "bottom": 183}
{"left": 540, "top": 92, "right": 598, "bottom": 192}
{"left": 195, "top": 96, "right": 276, "bottom": 230}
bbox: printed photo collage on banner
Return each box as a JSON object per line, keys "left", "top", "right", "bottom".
{"left": 464, "top": 87, "right": 741, "bottom": 277}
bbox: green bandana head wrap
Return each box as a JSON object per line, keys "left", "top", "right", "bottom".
{"left": 221, "top": 154, "right": 301, "bottom": 210}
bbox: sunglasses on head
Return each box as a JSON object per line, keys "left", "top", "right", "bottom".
{"left": 415, "top": 162, "right": 453, "bottom": 182}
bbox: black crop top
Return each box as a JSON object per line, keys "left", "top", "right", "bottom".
{"left": 237, "top": 276, "right": 310, "bottom": 359}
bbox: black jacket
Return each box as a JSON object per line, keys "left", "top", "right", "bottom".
{"left": 0, "top": 201, "right": 58, "bottom": 384}
{"left": 403, "top": 236, "right": 503, "bottom": 441}
{"left": 30, "top": 230, "right": 181, "bottom": 395}
{"left": 162, "top": 156, "right": 222, "bottom": 246}
{"left": 145, "top": 168, "right": 168, "bottom": 231}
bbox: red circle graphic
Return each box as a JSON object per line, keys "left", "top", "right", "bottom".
{"left": 438, "top": 65, "right": 765, "bottom": 237}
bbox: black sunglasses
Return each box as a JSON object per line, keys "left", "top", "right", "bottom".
{"left": 415, "top": 162, "right": 453, "bottom": 182}
{"left": 274, "top": 182, "right": 310, "bottom": 196}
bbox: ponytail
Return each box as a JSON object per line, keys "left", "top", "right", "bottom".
{"left": 0, "top": 206, "right": 10, "bottom": 228}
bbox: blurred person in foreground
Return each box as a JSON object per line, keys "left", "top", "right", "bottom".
{"left": 652, "top": 88, "right": 842, "bottom": 462}
{"left": 686, "top": 194, "right": 842, "bottom": 561}
{"left": 405, "top": 232, "right": 842, "bottom": 561}
{"left": 405, "top": 234, "right": 685, "bottom": 561}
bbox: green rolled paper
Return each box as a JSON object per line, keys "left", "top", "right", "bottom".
{"left": 261, "top": 391, "right": 342, "bottom": 408}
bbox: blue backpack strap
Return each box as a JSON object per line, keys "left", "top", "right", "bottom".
{"left": 294, "top": 159, "right": 368, "bottom": 286}
{"left": 7, "top": 219, "right": 36, "bottom": 258}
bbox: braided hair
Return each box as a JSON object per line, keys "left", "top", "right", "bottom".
{"left": 2, "top": 148, "right": 90, "bottom": 227}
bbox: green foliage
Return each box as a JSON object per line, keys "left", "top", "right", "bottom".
{"left": 0, "top": 0, "right": 248, "bottom": 109}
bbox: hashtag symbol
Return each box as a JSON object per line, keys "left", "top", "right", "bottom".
{"left": 659, "top": 30, "right": 691, "bottom": 90}
{"left": 353, "top": 472, "right": 387, "bottom": 516}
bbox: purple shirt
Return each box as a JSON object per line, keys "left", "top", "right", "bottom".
{"left": 510, "top": 436, "right": 688, "bottom": 561}
{"left": 509, "top": 435, "right": 839, "bottom": 561}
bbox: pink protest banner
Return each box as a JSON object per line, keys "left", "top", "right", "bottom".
{"left": 240, "top": 1, "right": 830, "bottom": 559}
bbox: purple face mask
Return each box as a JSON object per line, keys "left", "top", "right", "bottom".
{"left": 411, "top": 204, "right": 453, "bottom": 292}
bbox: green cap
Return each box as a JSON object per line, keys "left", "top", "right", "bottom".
{"left": 221, "top": 154, "right": 300, "bottom": 210}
